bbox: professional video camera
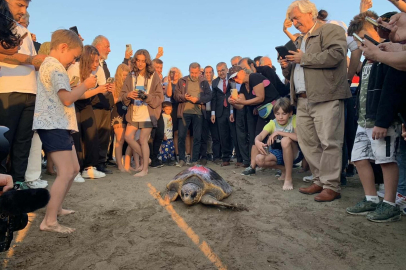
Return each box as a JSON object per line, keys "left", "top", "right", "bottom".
{"left": 0, "top": 126, "right": 50, "bottom": 252}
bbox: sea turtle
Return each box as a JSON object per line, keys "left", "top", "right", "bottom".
{"left": 166, "top": 165, "right": 246, "bottom": 210}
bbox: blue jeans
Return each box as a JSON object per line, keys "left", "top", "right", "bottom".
{"left": 178, "top": 113, "right": 203, "bottom": 162}
{"left": 397, "top": 138, "right": 406, "bottom": 196}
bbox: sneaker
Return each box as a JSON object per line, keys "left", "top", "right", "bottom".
{"left": 241, "top": 166, "right": 256, "bottom": 176}
{"left": 367, "top": 201, "right": 401, "bottom": 223}
{"left": 74, "top": 173, "right": 85, "bottom": 183}
{"left": 38, "top": 179, "right": 48, "bottom": 185}
{"left": 15, "top": 181, "right": 30, "bottom": 190}
{"left": 377, "top": 184, "right": 385, "bottom": 198}
{"left": 185, "top": 155, "right": 191, "bottom": 165}
{"left": 82, "top": 167, "right": 106, "bottom": 179}
{"left": 176, "top": 160, "right": 186, "bottom": 168}
{"left": 303, "top": 175, "right": 314, "bottom": 183}
{"left": 346, "top": 197, "right": 378, "bottom": 216}
{"left": 150, "top": 159, "right": 164, "bottom": 168}
{"left": 26, "top": 179, "right": 48, "bottom": 189}
{"left": 275, "top": 170, "right": 282, "bottom": 177}
{"left": 396, "top": 193, "right": 406, "bottom": 214}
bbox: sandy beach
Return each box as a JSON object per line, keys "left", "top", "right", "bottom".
{"left": 1, "top": 163, "right": 405, "bottom": 270}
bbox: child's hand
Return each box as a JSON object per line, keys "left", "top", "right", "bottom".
{"left": 163, "top": 135, "right": 167, "bottom": 141}
{"left": 97, "top": 84, "right": 108, "bottom": 94}
{"left": 255, "top": 140, "right": 268, "bottom": 156}
{"left": 267, "top": 132, "right": 279, "bottom": 146}
{"left": 107, "top": 83, "right": 115, "bottom": 93}
{"left": 84, "top": 75, "right": 97, "bottom": 89}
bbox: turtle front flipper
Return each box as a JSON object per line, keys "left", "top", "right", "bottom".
{"left": 200, "top": 194, "right": 248, "bottom": 211}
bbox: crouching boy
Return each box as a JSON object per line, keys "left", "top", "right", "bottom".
{"left": 254, "top": 97, "right": 303, "bottom": 191}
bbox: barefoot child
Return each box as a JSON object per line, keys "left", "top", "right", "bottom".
{"left": 254, "top": 97, "right": 303, "bottom": 191}
{"left": 159, "top": 102, "right": 175, "bottom": 165}
{"left": 33, "top": 29, "right": 96, "bottom": 233}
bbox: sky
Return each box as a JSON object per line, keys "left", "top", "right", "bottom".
{"left": 27, "top": 0, "right": 398, "bottom": 79}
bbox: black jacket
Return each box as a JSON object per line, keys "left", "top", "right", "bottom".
{"left": 359, "top": 60, "right": 406, "bottom": 129}
{"left": 211, "top": 76, "right": 231, "bottom": 118}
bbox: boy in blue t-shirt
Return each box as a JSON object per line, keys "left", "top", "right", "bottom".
{"left": 254, "top": 97, "right": 303, "bottom": 191}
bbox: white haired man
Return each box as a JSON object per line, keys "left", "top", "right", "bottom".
{"left": 281, "top": 0, "right": 351, "bottom": 202}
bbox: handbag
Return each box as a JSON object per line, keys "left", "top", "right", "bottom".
{"left": 256, "top": 100, "right": 276, "bottom": 119}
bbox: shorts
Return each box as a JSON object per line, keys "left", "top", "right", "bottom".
{"left": 351, "top": 125, "right": 399, "bottom": 164}
{"left": 159, "top": 139, "right": 175, "bottom": 162}
{"left": 128, "top": 121, "right": 154, "bottom": 129}
{"left": 111, "top": 101, "right": 128, "bottom": 128}
{"left": 269, "top": 148, "right": 304, "bottom": 166}
{"left": 37, "top": 129, "right": 74, "bottom": 153}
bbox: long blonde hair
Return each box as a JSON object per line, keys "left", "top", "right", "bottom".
{"left": 114, "top": 63, "right": 130, "bottom": 99}
{"left": 167, "top": 67, "right": 183, "bottom": 83}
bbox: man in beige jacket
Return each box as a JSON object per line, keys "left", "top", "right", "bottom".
{"left": 281, "top": 0, "right": 352, "bottom": 202}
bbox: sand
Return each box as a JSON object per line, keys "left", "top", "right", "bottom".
{"left": 1, "top": 163, "right": 405, "bottom": 270}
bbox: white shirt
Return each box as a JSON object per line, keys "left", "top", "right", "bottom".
{"left": 0, "top": 24, "right": 37, "bottom": 94}
{"left": 96, "top": 59, "right": 107, "bottom": 85}
{"left": 163, "top": 113, "right": 173, "bottom": 139}
{"left": 67, "top": 62, "right": 105, "bottom": 86}
{"left": 132, "top": 74, "right": 152, "bottom": 122}
{"left": 293, "top": 23, "right": 316, "bottom": 94}
{"left": 217, "top": 78, "right": 228, "bottom": 92}
{"left": 33, "top": 57, "right": 78, "bottom": 132}
{"left": 206, "top": 84, "right": 212, "bottom": 112}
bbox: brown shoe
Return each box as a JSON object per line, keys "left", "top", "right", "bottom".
{"left": 235, "top": 162, "right": 244, "bottom": 168}
{"left": 221, "top": 161, "right": 230, "bottom": 167}
{"left": 314, "top": 189, "right": 341, "bottom": 202}
{"left": 299, "top": 183, "right": 323, "bottom": 195}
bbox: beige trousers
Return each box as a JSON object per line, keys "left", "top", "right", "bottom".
{"left": 296, "top": 98, "right": 345, "bottom": 192}
{"left": 24, "top": 132, "right": 42, "bottom": 182}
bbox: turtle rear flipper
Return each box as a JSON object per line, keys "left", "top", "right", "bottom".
{"left": 200, "top": 194, "right": 248, "bottom": 211}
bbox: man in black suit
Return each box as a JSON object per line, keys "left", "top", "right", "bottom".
{"left": 211, "top": 62, "right": 238, "bottom": 167}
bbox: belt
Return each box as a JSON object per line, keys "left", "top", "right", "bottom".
{"left": 297, "top": 92, "right": 307, "bottom": 98}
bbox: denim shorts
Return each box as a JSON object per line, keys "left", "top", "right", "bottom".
{"left": 269, "top": 148, "right": 304, "bottom": 166}
{"left": 37, "top": 129, "right": 74, "bottom": 153}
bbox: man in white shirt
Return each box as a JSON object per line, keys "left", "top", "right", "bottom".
{"left": 0, "top": 0, "right": 46, "bottom": 187}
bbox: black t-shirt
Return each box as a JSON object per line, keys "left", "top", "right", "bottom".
{"left": 256, "top": 66, "right": 289, "bottom": 97}
{"left": 239, "top": 73, "right": 280, "bottom": 107}
{"left": 75, "top": 98, "right": 91, "bottom": 111}
{"left": 170, "top": 83, "right": 178, "bottom": 104}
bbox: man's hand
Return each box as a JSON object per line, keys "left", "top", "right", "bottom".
{"left": 360, "top": 0, "right": 373, "bottom": 13}
{"left": 211, "top": 115, "right": 216, "bottom": 124}
{"left": 185, "top": 94, "right": 198, "bottom": 103}
{"left": 255, "top": 140, "right": 268, "bottom": 155}
{"left": 283, "top": 18, "right": 292, "bottom": 32}
{"left": 286, "top": 50, "right": 303, "bottom": 64}
{"left": 125, "top": 49, "right": 133, "bottom": 60}
{"left": 84, "top": 75, "right": 97, "bottom": 89}
{"left": 279, "top": 58, "right": 289, "bottom": 69}
{"left": 360, "top": 39, "right": 382, "bottom": 62}
{"left": 0, "top": 43, "right": 19, "bottom": 55}
{"left": 372, "top": 126, "right": 387, "bottom": 140}
{"left": 386, "top": 13, "right": 406, "bottom": 43}
{"left": 267, "top": 131, "right": 279, "bottom": 146}
{"left": 0, "top": 174, "right": 13, "bottom": 196}
{"left": 230, "top": 114, "right": 235, "bottom": 123}
{"left": 156, "top": 47, "right": 164, "bottom": 59}
{"left": 402, "top": 124, "right": 406, "bottom": 141}
{"left": 378, "top": 42, "right": 404, "bottom": 52}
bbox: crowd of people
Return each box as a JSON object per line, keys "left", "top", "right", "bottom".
{"left": 1, "top": 0, "right": 406, "bottom": 234}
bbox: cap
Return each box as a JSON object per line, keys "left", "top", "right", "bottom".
{"left": 228, "top": 66, "right": 243, "bottom": 80}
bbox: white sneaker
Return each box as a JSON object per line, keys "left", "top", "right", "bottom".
{"left": 38, "top": 179, "right": 48, "bottom": 185}
{"left": 26, "top": 179, "right": 48, "bottom": 189}
{"left": 74, "top": 173, "right": 85, "bottom": 183}
{"left": 303, "top": 175, "right": 314, "bottom": 183}
{"left": 377, "top": 184, "right": 385, "bottom": 198}
{"left": 396, "top": 193, "right": 406, "bottom": 214}
{"left": 186, "top": 155, "right": 191, "bottom": 165}
{"left": 82, "top": 167, "right": 106, "bottom": 179}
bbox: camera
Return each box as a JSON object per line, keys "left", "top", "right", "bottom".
{"left": 0, "top": 211, "right": 28, "bottom": 252}
{"left": 270, "top": 135, "right": 283, "bottom": 150}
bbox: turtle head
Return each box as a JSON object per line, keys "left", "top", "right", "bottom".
{"left": 180, "top": 182, "right": 202, "bottom": 205}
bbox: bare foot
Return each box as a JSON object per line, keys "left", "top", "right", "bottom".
{"left": 283, "top": 180, "right": 293, "bottom": 191}
{"left": 134, "top": 170, "right": 148, "bottom": 177}
{"left": 118, "top": 167, "right": 127, "bottom": 173}
{"left": 40, "top": 220, "right": 75, "bottom": 234}
{"left": 278, "top": 172, "right": 286, "bottom": 181}
{"left": 58, "top": 209, "right": 75, "bottom": 217}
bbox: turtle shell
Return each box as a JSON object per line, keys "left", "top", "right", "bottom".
{"left": 171, "top": 165, "right": 232, "bottom": 195}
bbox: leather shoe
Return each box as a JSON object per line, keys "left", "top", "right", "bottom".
{"left": 235, "top": 162, "right": 244, "bottom": 168}
{"left": 314, "top": 189, "right": 341, "bottom": 202}
{"left": 299, "top": 183, "right": 323, "bottom": 195}
{"left": 221, "top": 161, "right": 230, "bottom": 167}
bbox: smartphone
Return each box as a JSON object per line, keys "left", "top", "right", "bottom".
{"left": 231, "top": 88, "right": 238, "bottom": 99}
{"left": 69, "top": 26, "right": 79, "bottom": 35}
{"left": 106, "top": 77, "right": 115, "bottom": 84}
{"left": 365, "top": 17, "right": 391, "bottom": 32}
{"left": 364, "top": 34, "right": 380, "bottom": 46}
{"left": 126, "top": 44, "right": 132, "bottom": 53}
{"left": 353, "top": 33, "right": 364, "bottom": 44}
{"left": 275, "top": 46, "right": 292, "bottom": 59}
{"left": 70, "top": 76, "right": 79, "bottom": 87}
{"left": 399, "top": 113, "right": 406, "bottom": 126}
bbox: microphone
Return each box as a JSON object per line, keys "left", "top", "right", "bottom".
{"left": 0, "top": 188, "right": 50, "bottom": 216}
